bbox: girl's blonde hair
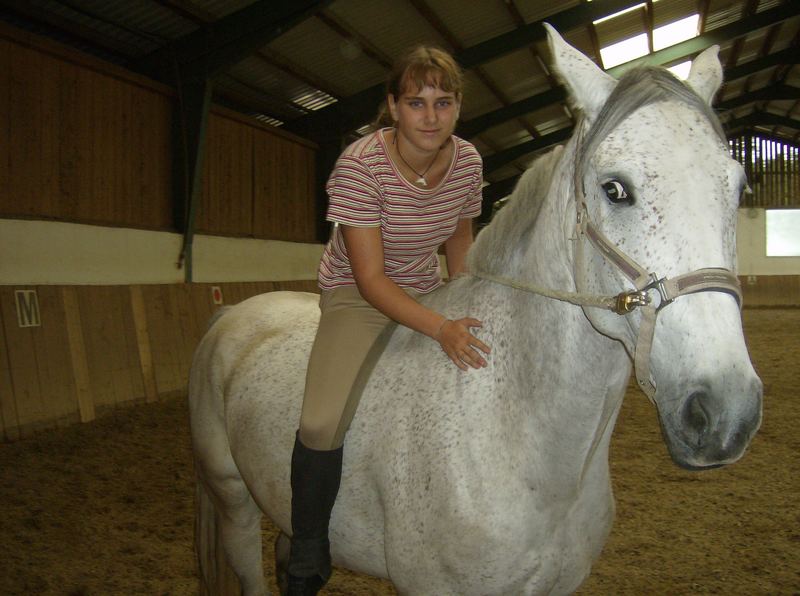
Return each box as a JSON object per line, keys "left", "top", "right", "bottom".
{"left": 373, "top": 46, "right": 464, "bottom": 128}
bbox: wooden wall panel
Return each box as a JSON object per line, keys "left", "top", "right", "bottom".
{"left": 0, "top": 294, "right": 19, "bottom": 441}
{"left": 253, "top": 134, "right": 317, "bottom": 242}
{"left": 740, "top": 275, "right": 800, "bottom": 307}
{"left": 0, "top": 38, "right": 10, "bottom": 213}
{"left": 0, "top": 281, "right": 322, "bottom": 442}
{"left": 0, "top": 32, "right": 173, "bottom": 229}
{"left": 1, "top": 26, "right": 318, "bottom": 240}
{"left": 7, "top": 44, "right": 60, "bottom": 218}
{"left": 141, "top": 285, "right": 187, "bottom": 396}
{"left": 197, "top": 116, "right": 255, "bottom": 236}
{"left": 0, "top": 287, "right": 46, "bottom": 435}
{"left": 78, "top": 286, "right": 141, "bottom": 411}
{"left": 30, "top": 287, "right": 79, "bottom": 427}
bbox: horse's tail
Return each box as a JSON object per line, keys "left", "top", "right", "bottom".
{"left": 194, "top": 473, "right": 243, "bottom": 595}
{"left": 206, "top": 305, "right": 232, "bottom": 331}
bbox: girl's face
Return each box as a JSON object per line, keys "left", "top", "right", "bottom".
{"left": 388, "top": 82, "right": 461, "bottom": 154}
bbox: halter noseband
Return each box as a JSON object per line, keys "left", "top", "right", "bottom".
{"left": 471, "top": 158, "right": 742, "bottom": 403}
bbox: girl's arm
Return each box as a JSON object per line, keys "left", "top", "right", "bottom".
{"left": 342, "top": 224, "right": 489, "bottom": 371}
{"left": 443, "top": 217, "right": 474, "bottom": 278}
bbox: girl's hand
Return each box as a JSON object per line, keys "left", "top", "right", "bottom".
{"left": 435, "top": 318, "right": 490, "bottom": 371}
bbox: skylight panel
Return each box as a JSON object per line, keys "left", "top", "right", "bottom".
{"left": 653, "top": 14, "right": 700, "bottom": 51}
{"left": 291, "top": 89, "right": 338, "bottom": 112}
{"left": 598, "top": 12, "right": 700, "bottom": 70}
{"left": 600, "top": 33, "right": 649, "bottom": 69}
{"left": 254, "top": 114, "right": 284, "bottom": 127}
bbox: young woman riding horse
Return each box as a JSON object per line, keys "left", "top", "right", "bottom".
{"left": 286, "top": 46, "right": 492, "bottom": 595}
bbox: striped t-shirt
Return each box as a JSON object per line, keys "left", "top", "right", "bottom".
{"left": 318, "top": 128, "right": 483, "bottom": 294}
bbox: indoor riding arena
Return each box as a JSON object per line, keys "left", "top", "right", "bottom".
{"left": 1, "top": 2, "right": 798, "bottom": 595}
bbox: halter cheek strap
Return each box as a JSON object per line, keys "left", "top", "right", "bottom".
{"left": 575, "top": 203, "right": 742, "bottom": 401}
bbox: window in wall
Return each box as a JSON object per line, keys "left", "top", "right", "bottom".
{"left": 766, "top": 210, "right": 800, "bottom": 256}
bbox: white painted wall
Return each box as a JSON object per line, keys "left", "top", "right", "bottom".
{"left": 0, "top": 219, "right": 323, "bottom": 285}
{"left": 736, "top": 208, "right": 800, "bottom": 276}
{"left": 1, "top": 212, "right": 797, "bottom": 285}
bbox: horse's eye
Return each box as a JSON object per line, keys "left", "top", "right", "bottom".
{"left": 602, "top": 180, "right": 632, "bottom": 205}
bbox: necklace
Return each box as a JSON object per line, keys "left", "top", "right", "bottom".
{"left": 394, "top": 132, "right": 441, "bottom": 187}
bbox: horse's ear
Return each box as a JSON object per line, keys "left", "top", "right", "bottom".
{"left": 544, "top": 23, "right": 616, "bottom": 122}
{"left": 685, "top": 45, "right": 723, "bottom": 105}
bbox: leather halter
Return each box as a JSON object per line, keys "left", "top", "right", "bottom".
{"left": 471, "top": 150, "right": 742, "bottom": 402}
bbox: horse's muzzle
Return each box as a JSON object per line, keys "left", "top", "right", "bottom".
{"left": 659, "top": 376, "right": 763, "bottom": 470}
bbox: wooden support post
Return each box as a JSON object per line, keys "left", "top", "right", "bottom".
{"left": 130, "top": 285, "right": 159, "bottom": 403}
{"left": 61, "top": 287, "right": 95, "bottom": 423}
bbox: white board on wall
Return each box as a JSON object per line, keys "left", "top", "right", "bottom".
{"left": 0, "top": 219, "right": 322, "bottom": 285}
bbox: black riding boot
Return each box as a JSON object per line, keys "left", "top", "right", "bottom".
{"left": 286, "top": 433, "right": 343, "bottom": 596}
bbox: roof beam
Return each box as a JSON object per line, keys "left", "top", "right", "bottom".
{"left": 475, "top": 6, "right": 797, "bottom": 174}
{"left": 724, "top": 111, "right": 800, "bottom": 132}
{"left": 460, "top": 34, "right": 798, "bottom": 141}
{"left": 134, "top": 0, "right": 333, "bottom": 83}
{"left": 284, "top": 0, "right": 649, "bottom": 139}
{"left": 608, "top": 3, "right": 797, "bottom": 77}
{"left": 483, "top": 127, "right": 572, "bottom": 174}
{"left": 716, "top": 83, "right": 800, "bottom": 111}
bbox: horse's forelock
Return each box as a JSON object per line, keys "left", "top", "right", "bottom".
{"left": 577, "top": 67, "right": 727, "bottom": 177}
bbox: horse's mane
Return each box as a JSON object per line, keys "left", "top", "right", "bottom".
{"left": 467, "top": 146, "right": 563, "bottom": 277}
{"left": 467, "top": 66, "right": 726, "bottom": 278}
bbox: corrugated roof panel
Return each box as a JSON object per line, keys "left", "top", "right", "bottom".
{"left": 514, "top": 1, "right": 582, "bottom": 27}
{"left": 192, "top": 0, "right": 257, "bottom": 19}
{"left": 268, "top": 16, "right": 387, "bottom": 98}
{"left": 228, "top": 53, "right": 337, "bottom": 112}
{"left": 756, "top": 0, "right": 784, "bottom": 13}
{"left": 326, "top": 0, "right": 450, "bottom": 71}
{"left": 461, "top": 71, "right": 504, "bottom": 120}
{"left": 24, "top": 0, "right": 160, "bottom": 56}
{"left": 594, "top": 7, "right": 647, "bottom": 48}
{"left": 653, "top": 0, "right": 700, "bottom": 27}
{"left": 481, "top": 120, "right": 534, "bottom": 151}
{"left": 216, "top": 73, "right": 308, "bottom": 120}
{"left": 706, "top": 0, "right": 744, "bottom": 31}
{"left": 480, "top": 48, "right": 552, "bottom": 104}
{"left": 74, "top": 0, "right": 196, "bottom": 42}
{"left": 422, "top": 0, "right": 517, "bottom": 48}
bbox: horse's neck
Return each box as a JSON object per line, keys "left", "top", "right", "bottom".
{"left": 474, "top": 146, "right": 629, "bottom": 484}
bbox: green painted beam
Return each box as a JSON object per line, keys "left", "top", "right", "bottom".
{"left": 724, "top": 46, "right": 799, "bottom": 82}
{"left": 483, "top": 127, "right": 572, "bottom": 174}
{"left": 134, "top": 0, "right": 332, "bottom": 83}
{"left": 174, "top": 79, "right": 213, "bottom": 283}
{"left": 724, "top": 111, "right": 800, "bottom": 132}
{"left": 457, "top": 87, "right": 567, "bottom": 139}
{"left": 717, "top": 84, "right": 800, "bottom": 111}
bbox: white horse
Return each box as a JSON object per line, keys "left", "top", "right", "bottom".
{"left": 189, "top": 25, "right": 762, "bottom": 596}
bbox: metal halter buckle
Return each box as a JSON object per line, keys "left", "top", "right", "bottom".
{"left": 641, "top": 275, "right": 674, "bottom": 312}
{"left": 614, "top": 290, "right": 650, "bottom": 314}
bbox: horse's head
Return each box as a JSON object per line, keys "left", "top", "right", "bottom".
{"left": 545, "top": 25, "right": 762, "bottom": 470}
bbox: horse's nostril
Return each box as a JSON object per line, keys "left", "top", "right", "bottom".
{"left": 683, "top": 392, "right": 711, "bottom": 445}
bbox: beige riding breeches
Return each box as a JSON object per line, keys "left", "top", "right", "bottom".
{"left": 298, "top": 285, "right": 417, "bottom": 451}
